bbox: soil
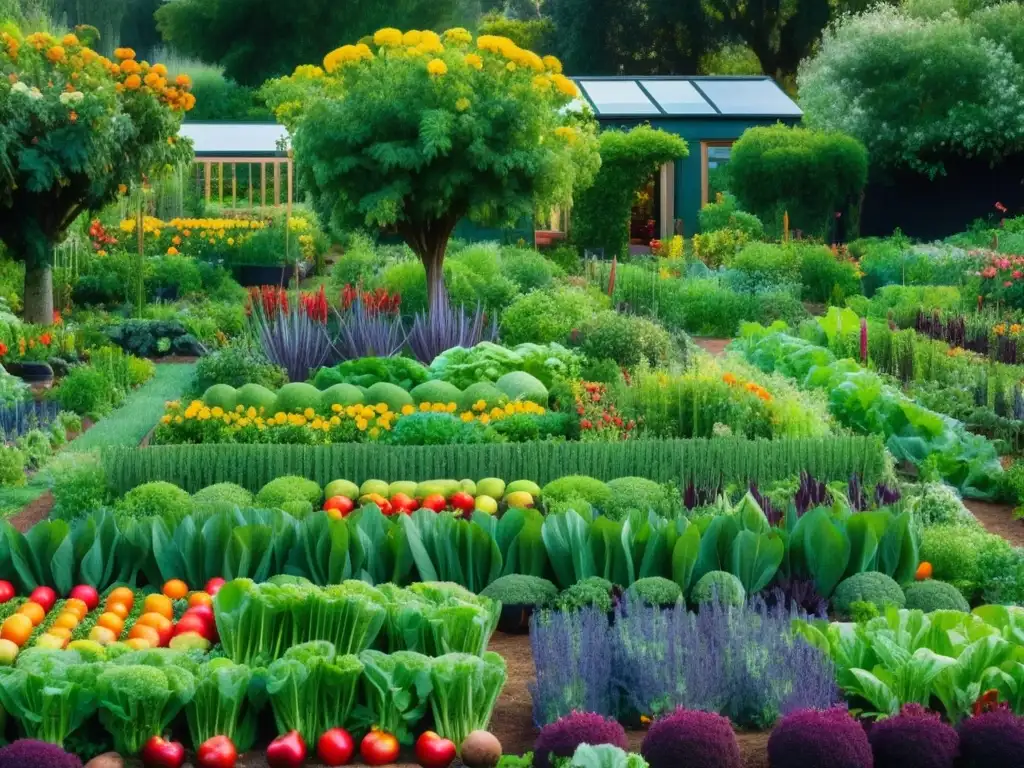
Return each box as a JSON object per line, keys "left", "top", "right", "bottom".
{"left": 693, "top": 337, "right": 731, "bottom": 357}
{"left": 964, "top": 499, "right": 1024, "bottom": 547}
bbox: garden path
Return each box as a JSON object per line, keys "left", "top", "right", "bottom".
{"left": 693, "top": 337, "right": 731, "bottom": 356}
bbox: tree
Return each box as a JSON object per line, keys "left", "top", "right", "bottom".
{"left": 0, "top": 28, "right": 193, "bottom": 323}
{"left": 478, "top": 12, "right": 554, "bottom": 54}
{"left": 572, "top": 126, "right": 689, "bottom": 258}
{"left": 155, "top": 0, "right": 460, "bottom": 86}
{"left": 265, "top": 28, "right": 599, "bottom": 308}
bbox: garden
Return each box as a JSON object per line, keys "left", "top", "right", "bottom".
{"left": 3, "top": 2, "right": 1024, "bottom": 768}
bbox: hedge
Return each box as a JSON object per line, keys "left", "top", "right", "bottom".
{"left": 101, "top": 436, "right": 886, "bottom": 493}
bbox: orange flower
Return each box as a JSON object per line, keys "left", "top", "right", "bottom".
{"left": 120, "top": 59, "right": 140, "bottom": 75}
{"left": 68, "top": 111, "right": 77, "bottom": 123}
{"left": 39, "top": 333, "right": 52, "bottom": 346}
{"left": 175, "top": 73, "right": 192, "bottom": 88}
{"left": 46, "top": 45, "right": 65, "bottom": 63}
{"left": 124, "top": 74, "right": 142, "bottom": 90}
{"left": 0, "top": 342, "right": 8, "bottom": 357}
{"left": 722, "top": 372, "right": 737, "bottom": 386}
{"left": 915, "top": 561, "right": 933, "bottom": 581}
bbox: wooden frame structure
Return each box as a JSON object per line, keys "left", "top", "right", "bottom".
{"left": 196, "top": 157, "right": 293, "bottom": 210}
{"left": 700, "top": 140, "right": 734, "bottom": 207}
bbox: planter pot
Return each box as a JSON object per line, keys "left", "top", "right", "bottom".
{"left": 497, "top": 604, "right": 535, "bottom": 634}
{"left": 234, "top": 263, "right": 297, "bottom": 287}
{"left": 5, "top": 361, "right": 54, "bottom": 388}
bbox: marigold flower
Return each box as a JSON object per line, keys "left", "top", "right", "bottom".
{"left": 455, "top": 97, "right": 471, "bottom": 112}
{"left": 464, "top": 53, "right": 483, "bottom": 70}
{"left": 403, "top": 30, "right": 423, "bottom": 45}
{"left": 166, "top": 246, "right": 179, "bottom": 255}
{"left": 46, "top": 45, "right": 65, "bottom": 62}
{"left": 444, "top": 27, "right": 473, "bottom": 45}
{"left": 175, "top": 73, "right": 191, "bottom": 88}
{"left": 554, "top": 126, "right": 577, "bottom": 143}
{"left": 542, "top": 55, "right": 563, "bottom": 73}
{"left": 120, "top": 58, "right": 140, "bottom": 74}
{"left": 114, "top": 47, "right": 136, "bottom": 60}
{"left": 427, "top": 58, "right": 448, "bottom": 76}
{"left": 151, "top": 63, "right": 167, "bottom": 76}
{"left": 550, "top": 73, "right": 579, "bottom": 98}
{"left": 374, "top": 28, "right": 403, "bottom": 47}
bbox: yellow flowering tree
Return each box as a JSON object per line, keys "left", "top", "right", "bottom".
{"left": 0, "top": 27, "right": 194, "bottom": 323}
{"left": 265, "top": 28, "right": 600, "bottom": 309}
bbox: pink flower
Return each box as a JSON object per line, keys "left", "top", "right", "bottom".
{"left": 1013, "top": 270, "right": 1022, "bottom": 279}
{"left": 982, "top": 267, "right": 998, "bottom": 278}
{"left": 1005, "top": 281, "right": 1013, "bottom": 288}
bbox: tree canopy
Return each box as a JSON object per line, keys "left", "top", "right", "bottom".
{"left": 0, "top": 26, "right": 193, "bottom": 322}
{"left": 265, "top": 28, "right": 600, "bottom": 307}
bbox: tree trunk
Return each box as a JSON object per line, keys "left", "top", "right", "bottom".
{"left": 400, "top": 213, "right": 460, "bottom": 311}
{"left": 422, "top": 244, "right": 447, "bottom": 311}
{"left": 23, "top": 261, "right": 53, "bottom": 326}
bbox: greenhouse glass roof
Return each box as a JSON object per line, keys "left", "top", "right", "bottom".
{"left": 178, "top": 122, "right": 290, "bottom": 157}
{"left": 571, "top": 76, "right": 802, "bottom": 119}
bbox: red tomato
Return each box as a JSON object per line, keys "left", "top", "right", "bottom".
{"left": 421, "top": 494, "right": 447, "bottom": 513}
{"left": 266, "top": 730, "right": 306, "bottom": 768}
{"left": 0, "top": 581, "right": 15, "bottom": 604}
{"left": 69, "top": 584, "right": 100, "bottom": 611}
{"left": 173, "top": 613, "right": 210, "bottom": 640}
{"left": 196, "top": 735, "right": 237, "bottom": 768}
{"left": 317, "top": 728, "right": 355, "bottom": 766}
{"left": 361, "top": 728, "right": 400, "bottom": 766}
{"left": 141, "top": 735, "right": 185, "bottom": 768}
{"left": 323, "top": 495, "right": 355, "bottom": 515}
{"left": 415, "top": 731, "right": 457, "bottom": 768}
{"left": 449, "top": 492, "right": 475, "bottom": 513}
{"left": 205, "top": 577, "right": 226, "bottom": 596}
{"left": 185, "top": 603, "right": 215, "bottom": 628}
{"left": 390, "top": 493, "right": 419, "bottom": 513}
{"left": 29, "top": 586, "right": 56, "bottom": 612}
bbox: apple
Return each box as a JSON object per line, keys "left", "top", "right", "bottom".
{"left": 390, "top": 493, "right": 419, "bottom": 513}
{"left": 266, "top": 730, "right": 306, "bottom": 768}
{"left": 415, "top": 731, "right": 457, "bottom": 768}
{"left": 323, "top": 495, "right": 355, "bottom": 515}
{"left": 205, "top": 577, "right": 226, "bottom": 596}
{"left": 450, "top": 491, "right": 475, "bottom": 513}
{"left": 317, "top": 728, "right": 355, "bottom": 766}
{"left": 69, "top": 584, "right": 100, "bottom": 611}
{"left": 0, "top": 581, "right": 15, "bottom": 603}
{"left": 29, "top": 586, "right": 56, "bottom": 612}
{"left": 173, "top": 613, "right": 210, "bottom": 640}
{"left": 141, "top": 735, "right": 185, "bottom": 768}
{"left": 196, "top": 735, "right": 237, "bottom": 768}
{"left": 421, "top": 494, "right": 447, "bottom": 513}
{"left": 474, "top": 494, "right": 498, "bottom": 514}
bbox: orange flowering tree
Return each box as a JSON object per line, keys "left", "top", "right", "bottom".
{"left": 0, "top": 26, "right": 194, "bottom": 323}
{"left": 265, "top": 28, "right": 600, "bottom": 309}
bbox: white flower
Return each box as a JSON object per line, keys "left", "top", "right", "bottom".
{"left": 10, "top": 81, "right": 28, "bottom": 94}
{"left": 58, "top": 90, "right": 84, "bottom": 105}
{"left": 27, "top": 87, "right": 42, "bottom": 100}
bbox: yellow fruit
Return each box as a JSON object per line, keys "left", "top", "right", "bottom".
{"left": 0, "top": 639, "right": 19, "bottom": 664}
{"left": 125, "top": 637, "right": 151, "bottom": 650}
{"left": 17, "top": 601, "right": 45, "bottom": 626}
{"left": 89, "top": 626, "right": 117, "bottom": 646}
{"left": 36, "top": 633, "right": 66, "bottom": 650}
{"left": 53, "top": 612, "right": 79, "bottom": 631}
{"left": 97, "top": 612, "right": 125, "bottom": 637}
{"left": 106, "top": 601, "right": 130, "bottom": 619}
{"left": 144, "top": 593, "right": 174, "bottom": 620}
{"left": 107, "top": 587, "right": 135, "bottom": 607}
{"left": 63, "top": 598, "right": 89, "bottom": 620}
{"left": 2, "top": 614, "right": 32, "bottom": 646}
{"left": 504, "top": 491, "right": 535, "bottom": 509}
{"left": 47, "top": 626, "right": 71, "bottom": 641}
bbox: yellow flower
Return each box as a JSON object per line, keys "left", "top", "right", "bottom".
{"left": 369, "top": 426, "right": 381, "bottom": 439}
{"left": 211, "top": 406, "right": 224, "bottom": 417}
{"left": 198, "top": 408, "right": 211, "bottom": 421}
{"left": 542, "top": 55, "right": 563, "bottom": 73}
{"left": 505, "top": 61, "right": 517, "bottom": 72}
{"left": 227, "top": 237, "right": 235, "bottom": 246}
{"left": 444, "top": 27, "right": 473, "bottom": 45}
{"left": 427, "top": 58, "right": 448, "bottom": 76}
{"left": 419, "top": 402, "right": 431, "bottom": 412}
{"left": 356, "top": 417, "right": 368, "bottom": 431}
{"left": 416, "top": 31, "right": 444, "bottom": 54}
{"left": 246, "top": 407, "right": 257, "bottom": 418}
{"left": 303, "top": 408, "right": 315, "bottom": 419}
{"left": 554, "top": 126, "right": 577, "bottom": 143}
{"left": 375, "top": 403, "right": 389, "bottom": 415}
{"left": 160, "top": 415, "right": 171, "bottom": 424}
{"left": 455, "top": 97, "right": 471, "bottom": 112}
{"left": 330, "top": 416, "right": 341, "bottom": 426}
{"left": 460, "top": 411, "right": 474, "bottom": 422}
{"left": 166, "top": 246, "right": 179, "bottom": 255}
{"left": 374, "top": 28, "right": 403, "bottom": 47}
{"left": 473, "top": 399, "right": 487, "bottom": 412}
{"left": 532, "top": 75, "right": 552, "bottom": 92}
{"left": 62, "top": 34, "right": 79, "bottom": 47}
{"left": 331, "top": 403, "right": 343, "bottom": 413}
{"left": 120, "top": 58, "right": 140, "bottom": 74}
{"left": 124, "top": 74, "right": 142, "bottom": 90}
{"left": 446, "top": 402, "right": 457, "bottom": 412}
{"left": 113, "top": 47, "right": 136, "bottom": 60}
{"left": 401, "top": 404, "right": 415, "bottom": 416}
{"left": 323, "top": 44, "right": 372, "bottom": 73}
{"left": 311, "top": 418, "right": 323, "bottom": 429}
{"left": 479, "top": 414, "right": 490, "bottom": 425}
{"left": 46, "top": 45, "right": 65, "bottom": 63}
{"left": 403, "top": 30, "right": 423, "bottom": 45}
{"left": 464, "top": 53, "right": 483, "bottom": 70}
{"left": 551, "top": 73, "right": 579, "bottom": 98}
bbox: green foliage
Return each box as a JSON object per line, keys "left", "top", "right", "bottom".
{"left": 191, "top": 482, "right": 254, "bottom": 512}
{"left": 55, "top": 366, "right": 116, "bottom": 417}
{"left": 903, "top": 580, "right": 971, "bottom": 613}
{"left": 115, "top": 481, "right": 192, "bottom": 522}
{"left": 410, "top": 380, "right": 463, "bottom": 406}
{"left": 798, "top": 4, "right": 1024, "bottom": 175}
{"left": 729, "top": 242, "right": 800, "bottom": 285}
{"left": 193, "top": 343, "right": 287, "bottom": 393}
{"left": 313, "top": 357, "right": 429, "bottom": 391}
{"left": 501, "top": 286, "right": 606, "bottom": 346}
{"left": 256, "top": 476, "right": 322, "bottom": 508}
{"left": 542, "top": 476, "right": 612, "bottom": 509}
{"left": 96, "top": 661, "right": 196, "bottom": 755}
{"left": 626, "top": 576, "right": 682, "bottom": 606}
{"left": 0, "top": 446, "right": 24, "bottom": 487}
{"left": 572, "top": 127, "right": 689, "bottom": 258}
{"left": 274, "top": 382, "right": 324, "bottom": 414}
{"left": 331, "top": 233, "right": 384, "bottom": 288}
{"left": 604, "top": 477, "right": 677, "bottom": 521}
{"left": 185, "top": 658, "right": 262, "bottom": 753}
{"left": 500, "top": 247, "right": 565, "bottom": 293}
{"left": 496, "top": 371, "right": 548, "bottom": 405}
{"left": 798, "top": 245, "right": 861, "bottom": 304}
{"left": 557, "top": 576, "right": 614, "bottom": 612}
{"left": 479, "top": 12, "right": 555, "bottom": 53}
{"left": 185, "top": 70, "right": 271, "bottom": 120}
{"left": 365, "top": 382, "right": 414, "bottom": 413}
{"left": 429, "top": 651, "right": 507, "bottom": 747}
{"left": 698, "top": 194, "right": 765, "bottom": 239}
{"left": 480, "top": 574, "right": 560, "bottom": 607}
{"left": 832, "top": 572, "right": 907, "bottom": 616}
{"left": 429, "top": 341, "right": 580, "bottom": 390}
{"left": 573, "top": 311, "right": 673, "bottom": 368}
{"left": 691, "top": 571, "right": 746, "bottom": 607}
{"left": 48, "top": 452, "right": 110, "bottom": 521}
{"left": 384, "top": 413, "right": 496, "bottom": 446}
{"left": 728, "top": 124, "right": 868, "bottom": 238}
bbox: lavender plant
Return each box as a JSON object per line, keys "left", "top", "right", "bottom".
{"left": 250, "top": 303, "right": 333, "bottom": 381}
{"left": 331, "top": 297, "right": 407, "bottom": 361}
{"left": 407, "top": 298, "right": 498, "bottom": 364}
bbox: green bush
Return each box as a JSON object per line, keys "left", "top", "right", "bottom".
{"left": 797, "top": 245, "right": 861, "bottom": 304}
{"left": 202, "top": 384, "right": 238, "bottom": 412}
{"left": 410, "top": 380, "right": 464, "bottom": 406}
{"left": 501, "top": 286, "right": 605, "bottom": 346}
{"left": 495, "top": 372, "right": 548, "bottom": 406}
{"left": 862, "top": 285, "right": 963, "bottom": 325}
{"left": 147, "top": 255, "right": 203, "bottom": 298}
{"left": 698, "top": 194, "right": 765, "bottom": 239}
{"left": 604, "top": 477, "right": 677, "bottom": 520}
{"left": 919, "top": 524, "right": 991, "bottom": 596}
{"left": 542, "top": 476, "right": 612, "bottom": 510}
{"left": 574, "top": 311, "right": 673, "bottom": 368}
{"left": 191, "top": 482, "right": 254, "bottom": 511}
{"left": 235, "top": 383, "right": 278, "bottom": 414}
{"left": 55, "top": 365, "right": 116, "bottom": 417}
{"left": 313, "top": 357, "right": 428, "bottom": 391}
{"left": 330, "top": 232, "right": 383, "bottom": 287}
{"left": 691, "top": 571, "right": 746, "bottom": 607}
{"left": 903, "top": 580, "right": 970, "bottom": 612}
{"left": 626, "top": 576, "right": 682, "bottom": 606}
{"left": 500, "top": 247, "right": 564, "bottom": 292}
{"left": 728, "top": 124, "right": 868, "bottom": 238}
{"left": 48, "top": 452, "right": 109, "bottom": 520}
{"left": 545, "top": 245, "right": 582, "bottom": 275}
{"left": 0, "top": 446, "right": 24, "bottom": 487}
{"left": 281, "top": 500, "right": 315, "bottom": 518}
{"left": 115, "top": 481, "right": 192, "bottom": 521}
{"left": 273, "top": 382, "right": 323, "bottom": 414}
{"left": 556, "top": 576, "right": 614, "bottom": 611}
{"left": 459, "top": 382, "right": 509, "bottom": 412}
{"left": 364, "top": 382, "right": 414, "bottom": 413}
{"left": 832, "top": 572, "right": 906, "bottom": 616}
{"left": 186, "top": 70, "right": 271, "bottom": 121}
{"left": 255, "top": 476, "right": 323, "bottom": 508}
{"left": 729, "top": 242, "right": 801, "bottom": 285}
{"left": 480, "top": 574, "right": 560, "bottom": 607}
{"left": 383, "top": 412, "right": 496, "bottom": 445}
{"left": 193, "top": 344, "right": 288, "bottom": 393}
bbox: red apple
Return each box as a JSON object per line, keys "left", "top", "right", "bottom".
{"left": 324, "top": 495, "right": 355, "bottom": 515}
{"left": 421, "top": 494, "right": 447, "bottom": 513}
{"left": 196, "top": 735, "right": 237, "bottom": 768}
{"left": 390, "top": 493, "right": 418, "bottom": 513}
{"left": 317, "top": 728, "right": 355, "bottom": 766}
{"left": 0, "top": 581, "right": 15, "bottom": 603}
{"left": 141, "top": 735, "right": 185, "bottom": 768}
{"left": 361, "top": 729, "right": 399, "bottom": 766}
{"left": 69, "top": 584, "right": 99, "bottom": 611}
{"left": 205, "top": 577, "right": 226, "bottom": 596}
{"left": 173, "top": 613, "right": 210, "bottom": 640}
{"left": 29, "top": 586, "right": 56, "bottom": 612}
{"left": 266, "top": 730, "right": 306, "bottom": 768}
{"left": 450, "top": 491, "right": 475, "bottom": 513}
{"left": 415, "top": 731, "right": 457, "bottom": 768}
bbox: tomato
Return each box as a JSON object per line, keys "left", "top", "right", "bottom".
{"left": 189, "top": 591, "right": 213, "bottom": 608}
{"left": 97, "top": 612, "right": 125, "bottom": 637}
{"left": 141, "top": 735, "right": 185, "bottom": 768}
{"left": 136, "top": 613, "right": 173, "bottom": 646}
{"left": 0, "top": 581, "right": 15, "bottom": 603}
{"left": 173, "top": 613, "right": 210, "bottom": 640}
{"left": 205, "top": 577, "right": 226, "bottom": 596}
{"left": 185, "top": 603, "right": 215, "bottom": 626}
{"left": 317, "top": 728, "right": 355, "bottom": 766}
{"left": 29, "top": 587, "right": 55, "bottom": 612}
{"left": 449, "top": 492, "right": 476, "bottom": 513}
{"left": 0, "top": 614, "right": 31, "bottom": 647}
{"left": 266, "top": 730, "right": 306, "bottom": 768}
{"left": 420, "top": 494, "right": 447, "bottom": 512}
{"left": 69, "top": 584, "right": 99, "bottom": 611}
{"left": 144, "top": 593, "right": 174, "bottom": 620}
{"left": 162, "top": 579, "right": 189, "bottom": 600}
{"left": 63, "top": 598, "right": 89, "bottom": 620}
{"left": 128, "top": 623, "right": 161, "bottom": 647}
{"left": 107, "top": 586, "right": 135, "bottom": 607}
{"left": 17, "top": 601, "right": 45, "bottom": 626}
{"left": 415, "top": 731, "right": 457, "bottom": 768}
{"left": 361, "top": 728, "right": 400, "bottom": 766}
{"left": 106, "top": 601, "right": 131, "bottom": 619}
{"left": 196, "top": 735, "right": 237, "bottom": 768}
{"left": 389, "top": 493, "right": 419, "bottom": 513}
{"left": 324, "top": 495, "right": 355, "bottom": 515}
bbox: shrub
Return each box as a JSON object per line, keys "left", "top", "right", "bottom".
{"left": 273, "top": 382, "right": 323, "bottom": 414}
{"left": 0, "top": 740, "right": 82, "bottom": 768}
{"left": 542, "top": 476, "right": 612, "bottom": 510}
{"left": 382, "top": 413, "right": 495, "bottom": 445}
{"left": 55, "top": 365, "right": 115, "bottom": 416}
{"left": 314, "top": 357, "right": 429, "bottom": 391}
{"left": 534, "top": 712, "right": 628, "bottom": 768}
{"left": 192, "top": 344, "right": 287, "bottom": 393}
{"left": 691, "top": 228, "right": 750, "bottom": 269}
{"left": 957, "top": 709, "right": 1024, "bottom": 768}
{"left": 281, "top": 500, "right": 314, "bottom": 518}
{"left": 728, "top": 124, "right": 868, "bottom": 238}
{"left": 832, "top": 572, "right": 906, "bottom": 616}
{"left": 114, "top": 481, "right": 192, "bottom": 522}
{"left": 604, "top": 477, "right": 677, "bottom": 520}
{"left": 255, "top": 476, "right": 322, "bottom": 508}
{"left": 186, "top": 70, "right": 271, "bottom": 120}
{"left": 202, "top": 384, "right": 238, "bottom": 412}
{"left": 908, "top": 482, "right": 978, "bottom": 533}
{"left": 698, "top": 194, "right": 765, "bottom": 240}
{"left": 868, "top": 704, "right": 958, "bottom": 768}
{"left": 459, "top": 382, "right": 508, "bottom": 412}
{"left": 410, "top": 380, "right": 463, "bottom": 406}
{"left": 903, "top": 580, "right": 970, "bottom": 613}
{"left": 573, "top": 311, "right": 673, "bottom": 368}
{"left": 48, "top": 452, "right": 109, "bottom": 520}
{"left": 0, "top": 446, "right": 24, "bottom": 487}
{"left": 191, "top": 482, "right": 254, "bottom": 511}
{"left": 235, "top": 383, "right": 278, "bottom": 414}
{"left": 729, "top": 242, "right": 801, "bottom": 284}
{"left": 919, "top": 525, "right": 994, "bottom": 597}
{"left": 557, "top": 577, "right": 615, "bottom": 612}
{"left": 364, "top": 382, "right": 414, "bottom": 413}
{"left": 501, "top": 286, "right": 605, "bottom": 346}
{"left": 626, "top": 577, "right": 682, "bottom": 607}
{"left": 495, "top": 371, "right": 548, "bottom": 406}
{"left": 691, "top": 571, "right": 745, "bottom": 607}
{"left": 641, "top": 708, "right": 741, "bottom": 768}
{"left": 798, "top": 245, "right": 861, "bottom": 304}
{"left": 330, "top": 232, "right": 383, "bottom": 287}
{"left": 147, "top": 254, "right": 204, "bottom": 298}
{"left": 768, "top": 707, "right": 871, "bottom": 768}
{"left": 480, "top": 575, "right": 560, "bottom": 607}
{"left": 500, "top": 246, "right": 564, "bottom": 292}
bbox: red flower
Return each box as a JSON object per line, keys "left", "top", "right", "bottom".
{"left": 39, "top": 333, "right": 51, "bottom": 346}
{"left": 996, "top": 202, "right": 1008, "bottom": 213}
{"left": 580, "top": 419, "right": 592, "bottom": 430}
{"left": 52, "top": 310, "right": 62, "bottom": 325}
{"left": 602, "top": 412, "right": 611, "bottom": 423}
{"left": 0, "top": 342, "right": 8, "bottom": 357}
{"left": 1005, "top": 281, "right": 1013, "bottom": 288}
{"left": 576, "top": 407, "right": 585, "bottom": 416}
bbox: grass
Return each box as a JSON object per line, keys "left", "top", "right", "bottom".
{"left": 0, "top": 363, "right": 195, "bottom": 517}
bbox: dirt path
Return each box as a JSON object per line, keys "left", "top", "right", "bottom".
{"left": 964, "top": 500, "right": 1024, "bottom": 547}
{"left": 693, "top": 337, "right": 731, "bottom": 357}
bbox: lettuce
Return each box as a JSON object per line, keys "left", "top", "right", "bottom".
{"left": 428, "top": 342, "right": 580, "bottom": 389}
{"left": 185, "top": 658, "right": 265, "bottom": 752}
{"left": 95, "top": 663, "right": 195, "bottom": 754}
{"left": 428, "top": 651, "right": 507, "bottom": 746}
{"left": 356, "top": 649, "right": 432, "bottom": 745}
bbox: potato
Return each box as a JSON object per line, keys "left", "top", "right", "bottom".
{"left": 84, "top": 753, "right": 124, "bottom": 768}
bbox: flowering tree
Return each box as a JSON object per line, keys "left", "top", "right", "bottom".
{"left": 0, "top": 27, "right": 194, "bottom": 323}
{"left": 266, "top": 28, "right": 600, "bottom": 309}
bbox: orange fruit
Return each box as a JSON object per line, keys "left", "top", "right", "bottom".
{"left": 52, "top": 612, "right": 79, "bottom": 631}
{"left": 125, "top": 637, "right": 151, "bottom": 650}
{"left": 17, "top": 601, "right": 45, "bottom": 626}
{"left": 107, "top": 587, "right": 134, "bottom": 607}
{"left": 47, "top": 626, "right": 71, "bottom": 641}
{"left": 144, "top": 593, "right": 174, "bottom": 620}
{"left": 127, "top": 623, "right": 160, "bottom": 646}
{"left": 162, "top": 580, "right": 188, "bottom": 600}
{"left": 96, "top": 612, "right": 124, "bottom": 637}
{"left": 63, "top": 598, "right": 88, "bottom": 620}
{"left": 2, "top": 614, "right": 33, "bottom": 646}
{"left": 136, "top": 613, "right": 172, "bottom": 645}
{"left": 188, "top": 591, "right": 212, "bottom": 608}
{"left": 106, "top": 601, "right": 130, "bottom": 619}
{"left": 915, "top": 561, "right": 933, "bottom": 581}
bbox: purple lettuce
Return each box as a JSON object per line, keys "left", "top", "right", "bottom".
{"left": 534, "top": 712, "right": 628, "bottom": 768}
{"left": 868, "top": 704, "right": 958, "bottom": 768}
{"left": 768, "top": 707, "right": 871, "bottom": 768}
{"left": 957, "top": 709, "right": 1024, "bottom": 768}
{"left": 0, "top": 740, "right": 82, "bottom": 768}
{"left": 641, "top": 708, "right": 740, "bottom": 768}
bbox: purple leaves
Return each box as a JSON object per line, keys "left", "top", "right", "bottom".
{"left": 407, "top": 298, "right": 498, "bottom": 364}
{"left": 331, "top": 296, "right": 408, "bottom": 361}
{"left": 250, "top": 302, "right": 332, "bottom": 382}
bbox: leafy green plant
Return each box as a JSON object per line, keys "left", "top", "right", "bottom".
{"left": 357, "top": 649, "right": 432, "bottom": 745}
{"left": 428, "top": 651, "right": 507, "bottom": 747}
{"left": 95, "top": 660, "right": 196, "bottom": 755}
{"left": 572, "top": 311, "right": 672, "bottom": 368}
{"left": 192, "top": 343, "right": 288, "bottom": 393}
{"left": 428, "top": 341, "right": 581, "bottom": 391}
{"left": 313, "top": 357, "right": 428, "bottom": 391}
{"left": 55, "top": 365, "right": 116, "bottom": 417}
{"left": 0, "top": 446, "right": 25, "bottom": 487}
{"left": 185, "top": 658, "right": 264, "bottom": 752}
{"left": 115, "top": 481, "right": 193, "bottom": 522}
{"left": 501, "top": 287, "right": 606, "bottom": 346}
{"left": 698, "top": 193, "right": 765, "bottom": 239}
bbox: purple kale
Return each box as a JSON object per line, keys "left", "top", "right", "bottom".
{"left": 683, "top": 479, "right": 721, "bottom": 510}
{"left": 794, "top": 472, "right": 832, "bottom": 516}
{"left": 750, "top": 482, "right": 782, "bottom": 526}
{"left": 957, "top": 709, "right": 1024, "bottom": 768}
{"left": 641, "top": 708, "right": 741, "bottom": 768}
{"left": 868, "top": 704, "right": 958, "bottom": 768}
{"left": 0, "top": 740, "right": 82, "bottom": 768}
{"left": 873, "top": 480, "right": 901, "bottom": 507}
{"left": 534, "top": 712, "right": 628, "bottom": 768}
{"left": 761, "top": 575, "right": 828, "bottom": 618}
{"left": 768, "top": 707, "right": 871, "bottom": 768}
{"left": 848, "top": 473, "right": 868, "bottom": 512}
